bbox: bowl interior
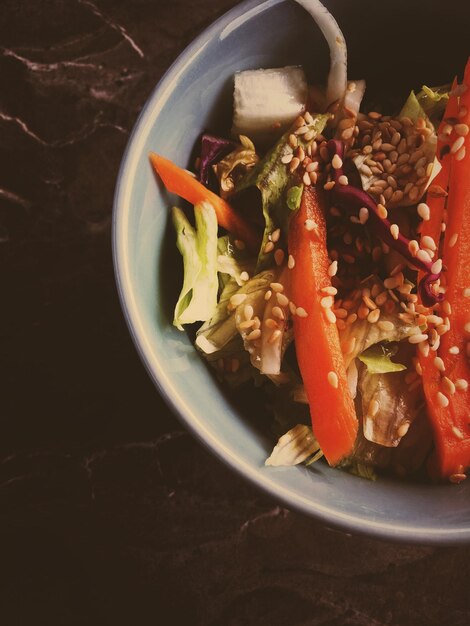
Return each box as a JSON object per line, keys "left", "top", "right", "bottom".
{"left": 114, "top": 0, "right": 470, "bottom": 543}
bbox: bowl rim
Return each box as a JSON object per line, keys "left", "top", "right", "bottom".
{"left": 113, "top": 0, "right": 470, "bottom": 546}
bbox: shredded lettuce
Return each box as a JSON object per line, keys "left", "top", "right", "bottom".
{"left": 265, "top": 424, "right": 321, "bottom": 467}
{"left": 358, "top": 342, "right": 419, "bottom": 448}
{"left": 417, "top": 84, "right": 450, "bottom": 126}
{"left": 235, "top": 114, "right": 330, "bottom": 269}
{"left": 216, "top": 235, "right": 256, "bottom": 289}
{"left": 195, "top": 270, "right": 276, "bottom": 354}
{"left": 172, "top": 202, "right": 218, "bottom": 329}
{"left": 286, "top": 185, "right": 304, "bottom": 211}
{"left": 358, "top": 343, "right": 406, "bottom": 375}
{"left": 339, "top": 301, "right": 420, "bottom": 371}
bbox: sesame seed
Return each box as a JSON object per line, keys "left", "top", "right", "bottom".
{"left": 359, "top": 207, "right": 369, "bottom": 224}
{"left": 328, "top": 260, "right": 338, "bottom": 277}
{"left": 442, "top": 377, "right": 456, "bottom": 395}
{"left": 289, "top": 157, "right": 300, "bottom": 173}
{"left": 272, "top": 306, "right": 284, "bottom": 320}
{"left": 304, "top": 219, "right": 316, "bottom": 231}
{"left": 346, "top": 313, "right": 358, "bottom": 325}
{"left": 397, "top": 422, "right": 410, "bottom": 438}
{"left": 309, "top": 171, "right": 318, "bottom": 184}
{"left": 377, "top": 203, "right": 388, "bottom": 219}
{"left": 437, "top": 391, "right": 449, "bottom": 407}
{"left": 342, "top": 337, "right": 356, "bottom": 355}
{"left": 296, "top": 146, "right": 305, "bottom": 162}
{"left": 417, "top": 249, "right": 432, "bottom": 264}
{"left": 239, "top": 319, "right": 255, "bottom": 330}
{"left": 434, "top": 356, "right": 445, "bottom": 372}
{"left": 452, "top": 426, "right": 465, "bottom": 440}
{"left": 335, "top": 307, "right": 348, "bottom": 319}
{"left": 243, "top": 304, "right": 254, "bottom": 320}
{"left": 240, "top": 271, "right": 249, "bottom": 282}
{"left": 268, "top": 329, "right": 282, "bottom": 344}
{"left": 451, "top": 136, "right": 465, "bottom": 154}
{"left": 417, "top": 202, "right": 430, "bottom": 221}
{"left": 368, "top": 308, "right": 380, "bottom": 323}
{"left": 378, "top": 320, "right": 394, "bottom": 331}
{"left": 390, "top": 224, "right": 399, "bottom": 240}
{"left": 455, "top": 123, "right": 469, "bottom": 136}
{"left": 418, "top": 341, "right": 430, "bottom": 357}
{"left": 427, "top": 314, "right": 444, "bottom": 325}
{"left": 295, "top": 125, "right": 310, "bottom": 136}
{"left": 274, "top": 249, "right": 285, "bottom": 266}
{"left": 449, "top": 233, "right": 459, "bottom": 248}
{"left": 264, "top": 290, "right": 272, "bottom": 301}
{"left": 464, "top": 323, "right": 470, "bottom": 334}
{"left": 449, "top": 473, "right": 467, "bottom": 484}
{"left": 252, "top": 316, "right": 261, "bottom": 330}
{"left": 456, "top": 146, "right": 466, "bottom": 161}
{"left": 303, "top": 171, "right": 311, "bottom": 186}
{"left": 288, "top": 134, "right": 298, "bottom": 148}
{"left": 415, "top": 360, "right": 423, "bottom": 376}
{"left": 230, "top": 293, "right": 247, "bottom": 307}
{"left": 271, "top": 228, "right": 281, "bottom": 243}
{"left": 455, "top": 379, "right": 469, "bottom": 391}
{"left": 431, "top": 259, "right": 442, "bottom": 274}
{"left": 442, "top": 300, "right": 452, "bottom": 315}
{"left": 463, "top": 288, "right": 470, "bottom": 298}
{"left": 276, "top": 292, "right": 289, "bottom": 307}
{"left": 246, "top": 328, "right": 261, "bottom": 341}
{"left": 281, "top": 153, "right": 293, "bottom": 164}
{"left": 459, "top": 106, "right": 468, "bottom": 118}
{"left": 264, "top": 318, "right": 278, "bottom": 329}
{"left": 264, "top": 241, "right": 275, "bottom": 254}
{"left": 362, "top": 295, "right": 377, "bottom": 310}
{"left": 383, "top": 276, "right": 400, "bottom": 289}
{"left": 422, "top": 235, "right": 437, "bottom": 251}
{"left": 327, "top": 371, "right": 339, "bottom": 388}
{"left": 288, "top": 254, "right": 295, "bottom": 270}
{"left": 270, "top": 282, "right": 284, "bottom": 293}
{"left": 338, "top": 175, "right": 349, "bottom": 185}
{"left": 320, "top": 296, "right": 334, "bottom": 308}
{"left": 332, "top": 154, "right": 343, "bottom": 169}
{"left": 325, "top": 308, "right": 337, "bottom": 324}
{"left": 296, "top": 307, "right": 308, "bottom": 318}
{"left": 408, "top": 240, "right": 419, "bottom": 257}
{"left": 289, "top": 302, "right": 297, "bottom": 315}
{"left": 431, "top": 335, "right": 441, "bottom": 352}
{"left": 409, "top": 333, "right": 428, "bottom": 344}
{"left": 449, "top": 346, "right": 460, "bottom": 355}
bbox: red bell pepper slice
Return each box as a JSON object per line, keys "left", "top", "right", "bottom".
{"left": 420, "top": 61, "right": 470, "bottom": 479}
{"left": 288, "top": 186, "right": 358, "bottom": 466}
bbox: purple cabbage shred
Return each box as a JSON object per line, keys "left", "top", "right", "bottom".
{"left": 198, "top": 134, "right": 237, "bottom": 186}
{"left": 326, "top": 139, "right": 442, "bottom": 307}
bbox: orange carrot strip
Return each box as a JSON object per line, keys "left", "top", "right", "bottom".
{"left": 149, "top": 152, "right": 260, "bottom": 253}
{"left": 288, "top": 186, "right": 358, "bottom": 466}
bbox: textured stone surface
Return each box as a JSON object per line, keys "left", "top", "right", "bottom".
{"left": 1, "top": 1, "right": 470, "bottom": 624}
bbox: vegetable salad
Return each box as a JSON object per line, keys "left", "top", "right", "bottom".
{"left": 150, "top": 0, "right": 470, "bottom": 484}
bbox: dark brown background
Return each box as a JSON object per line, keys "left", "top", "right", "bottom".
{"left": 1, "top": 1, "right": 470, "bottom": 624}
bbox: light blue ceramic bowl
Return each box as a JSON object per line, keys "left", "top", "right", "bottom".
{"left": 113, "top": 0, "right": 470, "bottom": 544}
